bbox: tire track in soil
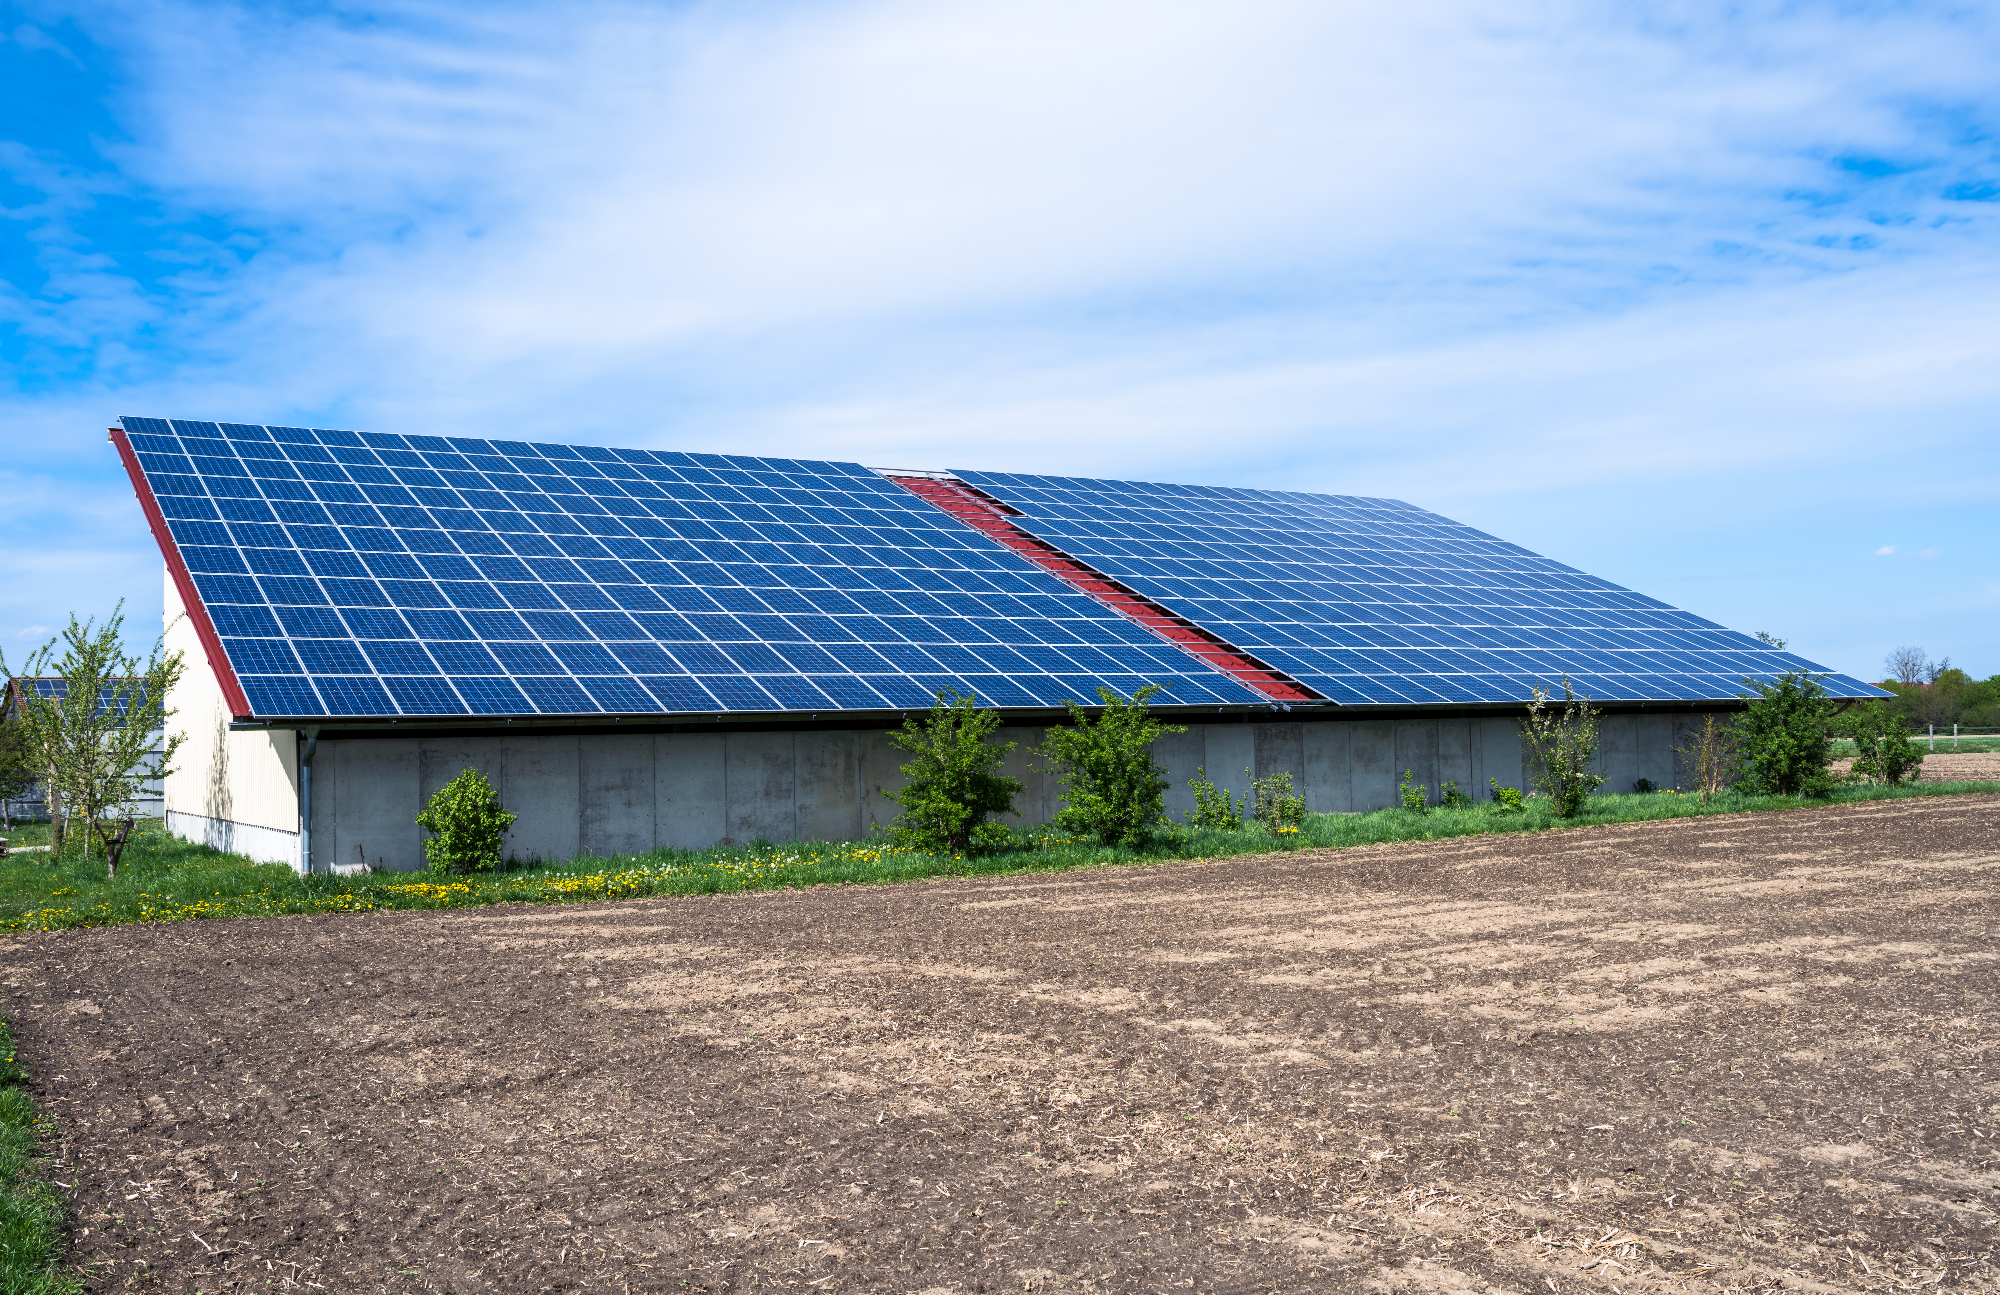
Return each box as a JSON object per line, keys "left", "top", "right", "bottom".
{"left": 5, "top": 794, "right": 1998, "bottom": 1293}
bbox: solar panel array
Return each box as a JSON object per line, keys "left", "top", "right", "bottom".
{"left": 120, "top": 418, "right": 1265, "bottom": 719}
{"left": 952, "top": 471, "right": 1890, "bottom": 705}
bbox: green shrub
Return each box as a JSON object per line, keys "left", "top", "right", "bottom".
{"left": 1839, "top": 704, "right": 1924, "bottom": 787}
{"left": 415, "top": 768, "right": 518, "bottom": 875}
{"left": 1399, "top": 769, "right": 1428, "bottom": 813}
{"left": 1185, "top": 766, "right": 1244, "bottom": 829}
{"left": 1736, "top": 670, "right": 1837, "bottom": 798}
{"left": 1438, "top": 780, "right": 1471, "bottom": 810}
{"left": 1250, "top": 771, "right": 1306, "bottom": 834}
{"left": 1488, "top": 778, "right": 1524, "bottom": 811}
{"left": 1035, "top": 684, "right": 1186, "bottom": 847}
{"left": 880, "top": 689, "right": 1024, "bottom": 854}
{"left": 1675, "top": 713, "right": 1741, "bottom": 800}
{"left": 1522, "top": 676, "right": 1607, "bottom": 817}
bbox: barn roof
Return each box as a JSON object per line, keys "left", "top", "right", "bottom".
{"left": 111, "top": 416, "right": 1888, "bottom": 724}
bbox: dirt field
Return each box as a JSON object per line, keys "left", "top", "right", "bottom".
{"left": 8, "top": 795, "right": 1999, "bottom": 1294}
{"left": 1831, "top": 751, "right": 2000, "bottom": 783}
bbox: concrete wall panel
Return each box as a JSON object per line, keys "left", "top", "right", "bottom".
{"left": 1480, "top": 718, "right": 1524, "bottom": 797}
{"left": 656, "top": 734, "right": 726, "bottom": 848}
{"left": 796, "top": 731, "right": 863, "bottom": 844}
{"left": 504, "top": 737, "right": 580, "bottom": 865}
{"left": 1153, "top": 726, "right": 1206, "bottom": 821}
{"left": 581, "top": 733, "right": 656, "bottom": 857}
{"left": 1351, "top": 722, "right": 1397, "bottom": 811}
{"left": 1202, "top": 726, "right": 1256, "bottom": 808}
{"left": 1393, "top": 722, "right": 1438, "bottom": 807}
{"left": 336, "top": 737, "right": 421, "bottom": 872}
{"left": 1437, "top": 720, "right": 1476, "bottom": 804}
{"left": 1302, "top": 722, "right": 1353, "bottom": 812}
{"left": 727, "top": 732, "right": 797, "bottom": 844}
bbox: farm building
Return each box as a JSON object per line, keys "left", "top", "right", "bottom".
{"left": 0, "top": 678, "right": 166, "bottom": 825}
{"left": 113, "top": 416, "right": 1888, "bottom": 872}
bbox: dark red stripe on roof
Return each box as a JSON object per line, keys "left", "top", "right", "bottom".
{"left": 889, "top": 474, "right": 1323, "bottom": 705}
{"left": 111, "top": 426, "right": 253, "bottom": 720}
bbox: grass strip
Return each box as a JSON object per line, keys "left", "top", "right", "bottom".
{"left": 0, "top": 779, "right": 1993, "bottom": 933}
{"left": 0, "top": 1019, "right": 77, "bottom": 1294}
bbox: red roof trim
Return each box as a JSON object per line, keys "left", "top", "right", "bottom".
{"left": 889, "top": 474, "right": 1325, "bottom": 705}
{"left": 110, "top": 426, "right": 253, "bottom": 719}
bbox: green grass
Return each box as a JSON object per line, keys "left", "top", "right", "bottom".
{"left": 0, "top": 778, "right": 1995, "bottom": 933}
{"left": 0, "top": 1019, "right": 78, "bottom": 1295}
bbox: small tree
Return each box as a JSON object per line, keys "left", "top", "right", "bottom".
{"left": 1, "top": 607, "right": 184, "bottom": 876}
{"left": 880, "top": 689, "right": 1024, "bottom": 854}
{"left": 1249, "top": 770, "right": 1306, "bottom": 834}
{"left": 1184, "top": 766, "right": 1244, "bottom": 830}
{"left": 1838, "top": 705, "right": 1924, "bottom": 787}
{"left": 1398, "top": 769, "right": 1428, "bottom": 813}
{"left": 1521, "top": 676, "right": 1606, "bottom": 817}
{"left": 415, "top": 768, "right": 517, "bottom": 874}
{"left": 1735, "top": 669, "right": 1837, "bottom": 797}
{"left": 1675, "top": 714, "right": 1741, "bottom": 800}
{"left": 1035, "top": 684, "right": 1186, "bottom": 847}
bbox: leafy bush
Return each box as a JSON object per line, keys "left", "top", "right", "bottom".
{"left": 1488, "top": 777, "right": 1524, "bottom": 811}
{"left": 1035, "top": 684, "right": 1186, "bottom": 847}
{"left": 1399, "top": 770, "right": 1428, "bottom": 813}
{"left": 1250, "top": 771, "right": 1306, "bottom": 834}
{"left": 1185, "top": 766, "right": 1244, "bottom": 829}
{"left": 881, "top": 689, "right": 1024, "bottom": 853}
{"left": 1522, "top": 676, "right": 1606, "bottom": 817}
{"left": 415, "top": 768, "right": 518, "bottom": 875}
{"left": 1675, "top": 714, "right": 1741, "bottom": 800}
{"left": 1438, "top": 780, "right": 1471, "bottom": 810}
{"left": 1839, "top": 705, "right": 1924, "bottom": 787}
{"left": 1735, "top": 670, "right": 1837, "bottom": 798}
{"left": 1632, "top": 777, "right": 1657, "bottom": 794}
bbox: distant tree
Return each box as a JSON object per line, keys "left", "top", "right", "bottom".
{"left": 1753, "top": 631, "right": 1789, "bottom": 649}
{"left": 1735, "top": 669, "right": 1837, "bottom": 797}
{"left": 1880, "top": 647, "right": 1928, "bottom": 687}
{"left": 880, "top": 689, "right": 1023, "bottom": 854}
{"left": 1035, "top": 684, "right": 1185, "bottom": 847}
{"left": 0, "top": 606, "right": 185, "bottom": 875}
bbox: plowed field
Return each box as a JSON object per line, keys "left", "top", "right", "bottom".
{"left": 9, "top": 794, "right": 1998, "bottom": 1294}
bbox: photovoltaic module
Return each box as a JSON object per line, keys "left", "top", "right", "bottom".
{"left": 112, "top": 417, "right": 1888, "bottom": 721}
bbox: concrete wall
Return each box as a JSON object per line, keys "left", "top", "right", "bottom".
{"left": 163, "top": 571, "right": 301, "bottom": 866}
{"left": 307, "top": 712, "right": 1694, "bottom": 872}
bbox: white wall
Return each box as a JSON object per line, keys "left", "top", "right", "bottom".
{"left": 162, "top": 570, "right": 300, "bottom": 866}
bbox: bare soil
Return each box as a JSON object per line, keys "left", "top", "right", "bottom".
{"left": 9, "top": 795, "right": 1999, "bottom": 1295}
{"left": 1831, "top": 751, "right": 2000, "bottom": 783}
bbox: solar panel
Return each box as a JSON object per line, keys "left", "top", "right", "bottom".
{"left": 950, "top": 471, "right": 1892, "bottom": 706}
{"left": 120, "top": 418, "right": 1265, "bottom": 719}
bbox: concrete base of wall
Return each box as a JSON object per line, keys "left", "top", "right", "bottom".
{"left": 308, "top": 712, "right": 1702, "bottom": 873}
{"left": 168, "top": 810, "right": 300, "bottom": 868}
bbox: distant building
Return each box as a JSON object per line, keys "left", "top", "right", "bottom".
{"left": 113, "top": 416, "right": 1887, "bottom": 872}
{"left": 1, "top": 678, "right": 165, "bottom": 823}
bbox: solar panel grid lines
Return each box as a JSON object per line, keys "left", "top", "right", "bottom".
{"left": 115, "top": 418, "right": 1271, "bottom": 721}
{"left": 951, "top": 468, "right": 1890, "bottom": 705}
{"left": 887, "top": 475, "right": 1322, "bottom": 705}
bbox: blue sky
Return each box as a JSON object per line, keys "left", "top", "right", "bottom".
{"left": 2, "top": 0, "right": 1995, "bottom": 681}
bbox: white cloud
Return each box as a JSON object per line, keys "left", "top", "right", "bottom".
{"left": 1876, "top": 546, "right": 1898, "bottom": 555}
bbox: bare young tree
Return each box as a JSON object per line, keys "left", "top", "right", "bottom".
{"left": 1, "top": 605, "right": 185, "bottom": 877}
{"left": 1885, "top": 646, "right": 1931, "bottom": 685}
